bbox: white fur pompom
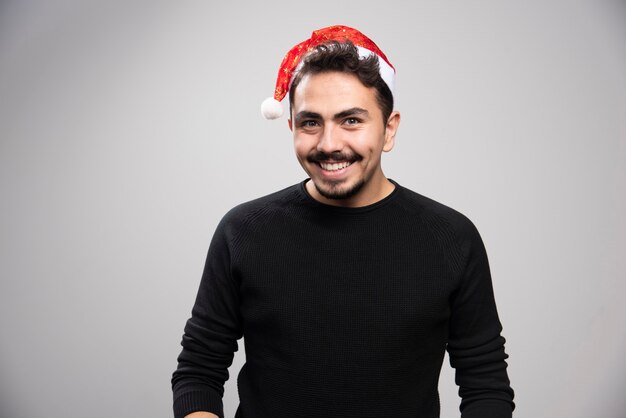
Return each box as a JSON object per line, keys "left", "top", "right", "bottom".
{"left": 261, "top": 97, "right": 284, "bottom": 120}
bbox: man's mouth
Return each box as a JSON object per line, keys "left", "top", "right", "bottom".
{"left": 319, "top": 161, "right": 353, "bottom": 171}
{"left": 308, "top": 152, "right": 361, "bottom": 173}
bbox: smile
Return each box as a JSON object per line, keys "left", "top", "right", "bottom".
{"left": 319, "top": 161, "right": 353, "bottom": 171}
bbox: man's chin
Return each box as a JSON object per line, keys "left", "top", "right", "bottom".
{"left": 314, "top": 179, "right": 365, "bottom": 200}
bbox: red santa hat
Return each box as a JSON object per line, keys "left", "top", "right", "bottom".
{"left": 261, "top": 25, "right": 396, "bottom": 120}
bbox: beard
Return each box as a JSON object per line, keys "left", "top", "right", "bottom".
{"left": 306, "top": 150, "right": 366, "bottom": 200}
{"left": 313, "top": 177, "right": 366, "bottom": 200}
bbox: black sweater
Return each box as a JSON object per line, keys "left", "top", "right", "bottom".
{"left": 172, "top": 180, "right": 514, "bottom": 418}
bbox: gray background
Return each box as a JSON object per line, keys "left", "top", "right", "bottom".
{"left": 1, "top": 1, "right": 625, "bottom": 417}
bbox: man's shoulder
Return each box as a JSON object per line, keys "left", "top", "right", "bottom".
{"left": 220, "top": 182, "right": 303, "bottom": 225}
{"left": 397, "top": 184, "right": 469, "bottom": 221}
{"left": 396, "top": 183, "right": 480, "bottom": 240}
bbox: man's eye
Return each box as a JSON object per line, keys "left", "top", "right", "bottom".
{"left": 344, "top": 118, "right": 360, "bottom": 125}
{"left": 301, "top": 120, "right": 318, "bottom": 128}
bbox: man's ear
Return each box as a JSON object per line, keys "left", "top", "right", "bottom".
{"left": 383, "top": 111, "right": 401, "bottom": 152}
{"left": 288, "top": 118, "right": 293, "bottom": 131}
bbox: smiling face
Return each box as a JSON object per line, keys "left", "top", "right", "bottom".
{"left": 289, "top": 71, "right": 400, "bottom": 207}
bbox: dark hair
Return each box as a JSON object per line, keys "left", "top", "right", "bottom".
{"left": 288, "top": 41, "right": 394, "bottom": 123}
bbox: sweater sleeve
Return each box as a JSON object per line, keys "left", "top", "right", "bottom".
{"left": 171, "top": 217, "right": 243, "bottom": 418}
{"left": 446, "top": 218, "right": 515, "bottom": 417}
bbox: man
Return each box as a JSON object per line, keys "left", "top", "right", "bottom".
{"left": 172, "top": 25, "right": 514, "bottom": 418}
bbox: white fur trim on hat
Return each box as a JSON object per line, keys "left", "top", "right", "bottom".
{"left": 356, "top": 46, "right": 395, "bottom": 93}
{"left": 261, "top": 97, "right": 284, "bottom": 120}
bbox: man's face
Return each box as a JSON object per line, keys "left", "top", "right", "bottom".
{"left": 289, "top": 71, "right": 400, "bottom": 207}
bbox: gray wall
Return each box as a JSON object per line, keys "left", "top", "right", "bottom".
{"left": 1, "top": 1, "right": 624, "bottom": 417}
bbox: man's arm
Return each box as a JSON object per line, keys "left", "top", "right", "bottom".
{"left": 172, "top": 216, "right": 243, "bottom": 418}
{"left": 447, "top": 218, "right": 514, "bottom": 417}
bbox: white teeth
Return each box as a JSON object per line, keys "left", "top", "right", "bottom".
{"left": 320, "top": 161, "right": 351, "bottom": 171}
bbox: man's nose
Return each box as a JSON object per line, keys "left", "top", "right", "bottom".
{"left": 316, "top": 125, "right": 342, "bottom": 153}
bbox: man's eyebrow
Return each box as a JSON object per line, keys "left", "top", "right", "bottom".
{"left": 294, "top": 111, "right": 322, "bottom": 123}
{"left": 333, "top": 107, "right": 369, "bottom": 120}
{"left": 294, "top": 108, "right": 369, "bottom": 123}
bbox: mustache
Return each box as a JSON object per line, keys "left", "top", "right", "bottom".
{"left": 307, "top": 151, "right": 362, "bottom": 164}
